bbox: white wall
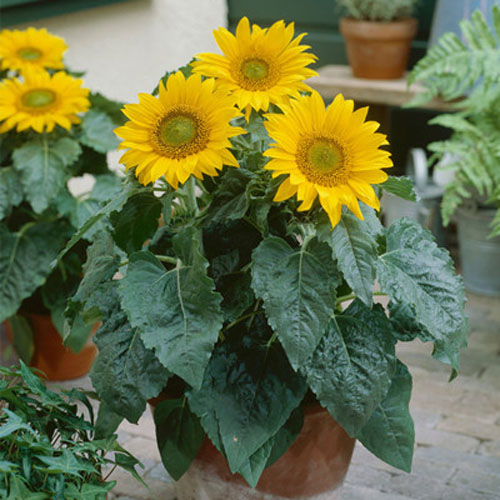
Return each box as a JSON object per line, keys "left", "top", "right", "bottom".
{"left": 12, "top": 0, "right": 227, "bottom": 103}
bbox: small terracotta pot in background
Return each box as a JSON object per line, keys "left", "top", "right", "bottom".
{"left": 173, "top": 405, "right": 356, "bottom": 500}
{"left": 340, "top": 17, "right": 418, "bottom": 79}
{"left": 5, "top": 313, "right": 98, "bottom": 381}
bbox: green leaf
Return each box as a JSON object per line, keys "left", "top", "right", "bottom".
{"left": 377, "top": 218, "right": 467, "bottom": 371}
{"left": 188, "top": 333, "right": 307, "bottom": 475}
{"left": 12, "top": 136, "right": 81, "bottom": 213}
{"left": 0, "top": 167, "right": 23, "bottom": 218}
{"left": 90, "top": 285, "right": 169, "bottom": 423}
{"left": 380, "top": 176, "right": 418, "bottom": 202}
{"left": 301, "top": 300, "right": 396, "bottom": 437}
{"left": 251, "top": 236, "right": 339, "bottom": 370}
{"left": 119, "top": 251, "right": 223, "bottom": 389}
{"left": 357, "top": 361, "right": 415, "bottom": 472}
{"left": 111, "top": 191, "right": 162, "bottom": 253}
{"left": 95, "top": 400, "right": 124, "bottom": 439}
{"left": 0, "top": 408, "right": 35, "bottom": 438}
{"left": 154, "top": 397, "right": 205, "bottom": 480}
{"left": 237, "top": 406, "right": 304, "bottom": 487}
{"left": 64, "top": 482, "right": 115, "bottom": 500}
{"left": 36, "top": 449, "right": 94, "bottom": 476}
{"left": 65, "top": 231, "right": 120, "bottom": 341}
{"left": 89, "top": 91, "right": 126, "bottom": 125}
{"left": 0, "top": 460, "right": 17, "bottom": 473}
{"left": 6, "top": 314, "right": 34, "bottom": 363}
{"left": 0, "top": 222, "right": 66, "bottom": 323}
{"left": 80, "top": 109, "right": 120, "bottom": 153}
{"left": 318, "top": 207, "right": 381, "bottom": 307}
{"left": 6, "top": 476, "right": 49, "bottom": 500}
{"left": 56, "top": 182, "right": 141, "bottom": 262}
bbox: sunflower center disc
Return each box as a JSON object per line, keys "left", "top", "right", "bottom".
{"left": 22, "top": 89, "right": 56, "bottom": 108}
{"left": 308, "top": 142, "right": 343, "bottom": 172}
{"left": 160, "top": 115, "right": 197, "bottom": 146}
{"left": 242, "top": 59, "right": 269, "bottom": 81}
{"left": 18, "top": 47, "right": 42, "bottom": 61}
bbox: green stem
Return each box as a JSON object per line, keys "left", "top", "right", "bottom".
{"left": 266, "top": 331, "right": 278, "bottom": 348}
{"left": 335, "top": 291, "right": 388, "bottom": 308}
{"left": 222, "top": 308, "right": 265, "bottom": 333}
{"left": 186, "top": 176, "right": 198, "bottom": 215}
{"left": 119, "top": 254, "right": 178, "bottom": 267}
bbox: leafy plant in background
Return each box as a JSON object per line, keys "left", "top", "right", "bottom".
{"left": 336, "top": 0, "right": 419, "bottom": 21}
{"left": 60, "top": 17, "right": 466, "bottom": 488}
{"left": 0, "top": 361, "right": 142, "bottom": 499}
{"left": 0, "top": 27, "right": 124, "bottom": 359}
{"left": 408, "top": 5, "right": 500, "bottom": 236}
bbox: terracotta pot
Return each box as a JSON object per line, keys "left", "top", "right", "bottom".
{"left": 340, "top": 17, "right": 418, "bottom": 79}
{"left": 173, "top": 405, "right": 356, "bottom": 500}
{"left": 4, "top": 313, "right": 98, "bottom": 381}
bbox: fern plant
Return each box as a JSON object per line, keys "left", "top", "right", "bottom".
{"left": 337, "top": 0, "right": 418, "bottom": 22}
{"left": 409, "top": 6, "right": 500, "bottom": 237}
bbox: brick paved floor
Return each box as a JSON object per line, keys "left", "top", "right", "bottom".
{"left": 2, "top": 291, "right": 500, "bottom": 499}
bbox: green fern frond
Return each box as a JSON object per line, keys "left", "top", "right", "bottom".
{"left": 409, "top": 6, "right": 500, "bottom": 112}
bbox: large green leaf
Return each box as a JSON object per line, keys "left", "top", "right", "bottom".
{"left": 154, "top": 397, "right": 205, "bottom": 480}
{"left": 0, "top": 167, "right": 23, "bottom": 218}
{"left": 319, "top": 207, "right": 382, "bottom": 307}
{"left": 301, "top": 300, "right": 396, "bottom": 437}
{"left": 357, "top": 361, "right": 415, "bottom": 472}
{"left": 6, "top": 476, "right": 48, "bottom": 500}
{"left": 64, "top": 231, "right": 120, "bottom": 339}
{"left": 91, "top": 285, "right": 169, "bottom": 423}
{"left": 187, "top": 332, "right": 307, "bottom": 476}
{"left": 0, "top": 408, "right": 35, "bottom": 438}
{"left": 111, "top": 191, "right": 162, "bottom": 253}
{"left": 80, "top": 109, "right": 120, "bottom": 153}
{"left": 119, "top": 250, "right": 223, "bottom": 389}
{"left": 380, "top": 176, "right": 418, "bottom": 202}
{"left": 12, "top": 136, "right": 81, "bottom": 213}
{"left": 56, "top": 182, "right": 141, "bottom": 262}
{"left": 237, "top": 406, "right": 304, "bottom": 487}
{"left": 377, "top": 218, "right": 467, "bottom": 371}
{"left": 251, "top": 236, "right": 339, "bottom": 370}
{"left": 0, "top": 222, "right": 66, "bottom": 322}
{"left": 6, "top": 314, "right": 34, "bottom": 363}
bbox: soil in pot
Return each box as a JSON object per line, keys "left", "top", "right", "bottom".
{"left": 173, "top": 405, "right": 356, "bottom": 500}
{"left": 4, "top": 313, "right": 98, "bottom": 381}
{"left": 340, "top": 17, "right": 418, "bottom": 79}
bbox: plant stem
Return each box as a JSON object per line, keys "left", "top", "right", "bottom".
{"left": 186, "top": 176, "right": 198, "bottom": 215}
{"left": 222, "top": 308, "right": 265, "bottom": 333}
{"left": 119, "top": 254, "right": 177, "bottom": 267}
{"left": 335, "top": 291, "right": 388, "bottom": 308}
{"left": 103, "top": 463, "right": 117, "bottom": 482}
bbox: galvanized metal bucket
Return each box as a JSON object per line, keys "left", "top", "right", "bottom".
{"left": 457, "top": 207, "right": 500, "bottom": 296}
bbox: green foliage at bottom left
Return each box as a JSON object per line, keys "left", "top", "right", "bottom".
{"left": 0, "top": 362, "right": 143, "bottom": 499}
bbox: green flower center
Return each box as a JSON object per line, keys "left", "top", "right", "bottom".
{"left": 296, "top": 137, "right": 349, "bottom": 187}
{"left": 160, "top": 115, "right": 197, "bottom": 146}
{"left": 308, "top": 142, "right": 343, "bottom": 172}
{"left": 243, "top": 59, "right": 269, "bottom": 81}
{"left": 22, "top": 89, "right": 56, "bottom": 109}
{"left": 18, "top": 47, "right": 42, "bottom": 61}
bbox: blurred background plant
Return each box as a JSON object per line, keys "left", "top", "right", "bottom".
{"left": 337, "top": 0, "right": 419, "bottom": 21}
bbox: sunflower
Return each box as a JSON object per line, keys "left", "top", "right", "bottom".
{"left": 0, "top": 27, "right": 67, "bottom": 73}
{"left": 192, "top": 17, "right": 318, "bottom": 119}
{"left": 115, "top": 71, "right": 246, "bottom": 188}
{"left": 0, "top": 69, "right": 89, "bottom": 133}
{"left": 263, "top": 91, "right": 393, "bottom": 228}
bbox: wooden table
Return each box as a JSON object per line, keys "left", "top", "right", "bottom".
{"left": 307, "top": 64, "right": 450, "bottom": 111}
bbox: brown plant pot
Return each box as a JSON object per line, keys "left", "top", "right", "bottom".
{"left": 171, "top": 405, "right": 356, "bottom": 500}
{"left": 340, "top": 17, "right": 418, "bottom": 79}
{"left": 4, "top": 313, "right": 98, "bottom": 381}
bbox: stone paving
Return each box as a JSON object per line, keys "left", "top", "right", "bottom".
{"left": 2, "top": 291, "right": 500, "bottom": 499}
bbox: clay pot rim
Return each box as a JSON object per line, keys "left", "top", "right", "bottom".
{"left": 340, "top": 16, "right": 418, "bottom": 40}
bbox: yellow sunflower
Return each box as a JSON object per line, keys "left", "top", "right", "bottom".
{"left": 0, "top": 27, "right": 67, "bottom": 73}
{"left": 263, "top": 91, "right": 393, "bottom": 228}
{"left": 0, "top": 68, "right": 89, "bottom": 133}
{"left": 192, "top": 17, "right": 318, "bottom": 119}
{"left": 115, "top": 71, "right": 246, "bottom": 188}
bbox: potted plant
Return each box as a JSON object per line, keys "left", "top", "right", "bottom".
{"left": 338, "top": 0, "right": 419, "bottom": 79}
{"left": 60, "top": 17, "right": 467, "bottom": 499}
{"left": 408, "top": 5, "right": 500, "bottom": 295}
{"left": 0, "top": 27, "right": 124, "bottom": 378}
{"left": 0, "top": 360, "right": 143, "bottom": 498}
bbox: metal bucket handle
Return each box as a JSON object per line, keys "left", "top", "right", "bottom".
{"left": 406, "top": 148, "right": 428, "bottom": 191}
